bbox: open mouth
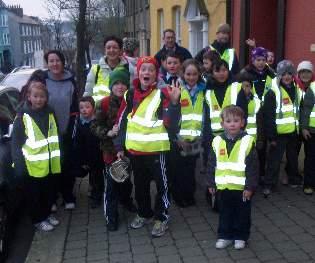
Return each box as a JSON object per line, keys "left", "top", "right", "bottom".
{"left": 143, "top": 77, "right": 150, "bottom": 81}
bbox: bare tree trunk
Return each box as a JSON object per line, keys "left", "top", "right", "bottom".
{"left": 76, "top": 0, "right": 87, "bottom": 96}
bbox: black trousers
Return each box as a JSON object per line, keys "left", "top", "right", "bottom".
{"left": 304, "top": 133, "right": 315, "bottom": 188}
{"left": 170, "top": 145, "right": 197, "bottom": 203}
{"left": 90, "top": 168, "right": 104, "bottom": 201}
{"left": 265, "top": 134, "right": 301, "bottom": 188}
{"left": 256, "top": 138, "right": 267, "bottom": 179}
{"left": 25, "top": 176, "right": 55, "bottom": 224}
{"left": 131, "top": 153, "right": 170, "bottom": 221}
{"left": 218, "top": 190, "right": 251, "bottom": 241}
{"left": 104, "top": 165, "right": 133, "bottom": 224}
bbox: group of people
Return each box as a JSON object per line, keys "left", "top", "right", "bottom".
{"left": 10, "top": 22, "right": 315, "bottom": 251}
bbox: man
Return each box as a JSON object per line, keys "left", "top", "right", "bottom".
{"left": 155, "top": 29, "right": 192, "bottom": 66}
{"left": 195, "top": 24, "right": 239, "bottom": 76}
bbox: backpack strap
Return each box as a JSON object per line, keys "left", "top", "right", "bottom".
{"left": 94, "top": 64, "right": 101, "bottom": 85}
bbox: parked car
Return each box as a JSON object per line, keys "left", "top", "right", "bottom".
{"left": 0, "top": 86, "right": 24, "bottom": 262}
{"left": 0, "top": 68, "right": 37, "bottom": 92}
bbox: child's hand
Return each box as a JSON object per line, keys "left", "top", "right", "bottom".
{"left": 208, "top": 187, "right": 216, "bottom": 195}
{"left": 116, "top": 151, "right": 124, "bottom": 159}
{"left": 245, "top": 38, "right": 256, "bottom": 48}
{"left": 243, "top": 190, "right": 253, "bottom": 201}
{"left": 167, "top": 80, "right": 181, "bottom": 105}
{"left": 302, "top": 129, "right": 312, "bottom": 140}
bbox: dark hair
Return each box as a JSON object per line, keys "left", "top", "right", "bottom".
{"left": 104, "top": 35, "right": 123, "bottom": 49}
{"left": 21, "top": 69, "right": 47, "bottom": 101}
{"left": 44, "top": 50, "right": 65, "bottom": 66}
{"left": 237, "top": 71, "right": 254, "bottom": 84}
{"left": 182, "top": 59, "right": 201, "bottom": 74}
{"left": 203, "top": 50, "right": 221, "bottom": 63}
{"left": 212, "top": 59, "right": 229, "bottom": 73}
{"left": 165, "top": 50, "right": 183, "bottom": 63}
{"left": 79, "top": 96, "right": 95, "bottom": 108}
{"left": 163, "top": 29, "right": 175, "bottom": 37}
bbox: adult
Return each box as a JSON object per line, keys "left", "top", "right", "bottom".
{"left": 84, "top": 36, "right": 129, "bottom": 102}
{"left": 44, "top": 50, "right": 79, "bottom": 210}
{"left": 195, "top": 23, "right": 240, "bottom": 76}
{"left": 154, "top": 29, "right": 192, "bottom": 66}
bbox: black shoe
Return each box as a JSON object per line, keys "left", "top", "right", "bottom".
{"left": 122, "top": 201, "right": 137, "bottom": 213}
{"left": 107, "top": 221, "right": 118, "bottom": 231}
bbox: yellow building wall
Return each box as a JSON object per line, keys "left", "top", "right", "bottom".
{"left": 150, "top": 0, "right": 227, "bottom": 55}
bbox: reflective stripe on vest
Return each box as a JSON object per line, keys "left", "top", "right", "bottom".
{"left": 308, "top": 82, "right": 315, "bottom": 128}
{"left": 179, "top": 88, "right": 204, "bottom": 141}
{"left": 209, "top": 45, "right": 235, "bottom": 70}
{"left": 91, "top": 65, "right": 110, "bottom": 102}
{"left": 125, "top": 89, "right": 170, "bottom": 152}
{"left": 271, "top": 78, "right": 303, "bottom": 134}
{"left": 246, "top": 95, "right": 261, "bottom": 139}
{"left": 22, "top": 113, "right": 61, "bottom": 178}
{"left": 212, "top": 134, "right": 254, "bottom": 190}
{"left": 205, "top": 82, "right": 240, "bottom": 134}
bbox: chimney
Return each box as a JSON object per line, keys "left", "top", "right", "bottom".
{"left": 8, "top": 4, "right": 23, "bottom": 17}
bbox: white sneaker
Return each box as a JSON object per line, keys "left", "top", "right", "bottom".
{"left": 65, "top": 202, "right": 75, "bottom": 210}
{"left": 234, "top": 240, "right": 246, "bottom": 250}
{"left": 35, "top": 221, "right": 54, "bottom": 232}
{"left": 51, "top": 204, "right": 57, "bottom": 213}
{"left": 47, "top": 215, "right": 60, "bottom": 226}
{"left": 215, "top": 239, "right": 233, "bottom": 249}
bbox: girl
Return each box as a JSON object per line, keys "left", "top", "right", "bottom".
{"left": 11, "top": 70, "right": 61, "bottom": 231}
{"left": 171, "top": 59, "right": 208, "bottom": 207}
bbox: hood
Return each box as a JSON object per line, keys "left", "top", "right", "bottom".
{"left": 47, "top": 69, "right": 74, "bottom": 82}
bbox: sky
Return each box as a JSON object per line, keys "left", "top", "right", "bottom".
{"left": 4, "top": 0, "right": 49, "bottom": 19}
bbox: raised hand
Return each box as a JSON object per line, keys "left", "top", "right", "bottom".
{"left": 167, "top": 79, "right": 181, "bottom": 105}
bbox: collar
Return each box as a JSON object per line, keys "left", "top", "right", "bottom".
{"left": 80, "top": 115, "right": 95, "bottom": 124}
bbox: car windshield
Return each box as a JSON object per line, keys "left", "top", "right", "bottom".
{"left": 1, "top": 73, "right": 32, "bottom": 91}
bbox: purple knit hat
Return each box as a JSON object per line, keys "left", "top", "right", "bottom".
{"left": 251, "top": 47, "right": 268, "bottom": 62}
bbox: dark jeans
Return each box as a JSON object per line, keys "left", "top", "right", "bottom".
{"left": 265, "top": 134, "right": 301, "bottom": 188}
{"left": 90, "top": 168, "right": 104, "bottom": 201}
{"left": 218, "top": 190, "right": 251, "bottom": 241}
{"left": 304, "top": 133, "right": 315, "bottom": 188}
{"left": 131, "top": 153, "right": 170, "bottom": 221}
{"left": 104, "top": 165, "right": 133, "bottom": 224}
{"left": 26, "top": 176, "right": 55, "bottom": 224}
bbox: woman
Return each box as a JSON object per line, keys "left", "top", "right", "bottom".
{"left": 44, "top": 50, "right": 79, "bottom": 210}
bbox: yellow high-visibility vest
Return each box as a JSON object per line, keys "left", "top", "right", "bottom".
{"left": 209, "top": 45, "right": 235, "bottom": 71}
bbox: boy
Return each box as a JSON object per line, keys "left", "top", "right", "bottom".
{"left": 72, "top": 96, "right": 103, "bottom": 208}
{"left": 201, "top": 50, "right": 220, "bottom": 83}
{"left": 162, "top": 50, "right": 183, "bottom": 84}
{"left": 263, "top": 60, "right": 303, "bottom": 196}
{"left": 207, "top": 105, "right": 258, "bottom": 249}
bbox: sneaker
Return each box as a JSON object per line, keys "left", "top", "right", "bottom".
{"left": 234, "top": 240, "right": 246, "bottom": 250}
{"left": 35, "top": 221, "right": 54, "bottom": 232}
{"left": 304, "top": 187, "right": 314, "bottom": 195}
{"left": 47, "top": 215, "right": 60, "bottom": 226}
{"left": 263, "top": 188, "right": 271, "bottom": 198}
{"left": 151, "top": 220, "right": 168, "bottom": 237}
{"left": 51, "top": 204, "right": 57, "bottom": 213}
{"left": 65, "top": 202, "right": 75, "bottom": 210}
{"left": 215, "top": 239, "right": 233, "bottom": 249}
{"left": 130, "top": 214, "right": 152, "bottom": 229}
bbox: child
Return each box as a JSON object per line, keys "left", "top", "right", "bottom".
{"left": 295, "top": 61, "right": 314, "bottom": 91}
{"left": 72, "top": 96, "right": 103, "bottom": 208}
{"left": 207, "top": 105, "right": 258, "bottom": 250}
{"left": 92, "top": 69, "right": 136, "bottom": 231}
{"left": 263, "top": 60, "right": 303, "bottom": 196}
{"left": 11, "top": 70, "right": 61, "bottom": 231}
{"left": 170, "top": 59, "right": 208, "bottom": 207}
{"left": 201, "top": 50, "right": 220, "bottom": 83}
{"left": 162, "top": 50, "right": 183, "bottom": 84}
{"left": 115, "top": 56, "right": 181, "bottom": 237}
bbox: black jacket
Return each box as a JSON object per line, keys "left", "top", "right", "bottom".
{"left": 206, "top": 131, "right": 259, "bottom": 191}
{"left": 195, "top": 40, "right": 240, "bottom": 76}
{"left": 11, "top": 102, "right": 57, "bottom": 178}
{"left": 155, "top": 43, "right": 192, "bottom": 66}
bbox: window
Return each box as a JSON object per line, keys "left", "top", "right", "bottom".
{"left": 24, "top": 41, "right": 27, "bottom": 53}
{"left": 173, "top": 6, "right": 181, "bottom": 45}
{"left": 157, "top": 9, "right": 164, "bottom": 48}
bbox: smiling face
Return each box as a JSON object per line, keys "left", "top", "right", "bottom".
{"left": 47, "top": 53, "right": 64, "bottom": 75}
{"left": 166, "top": 56, "right": 181, "bottom": 75}
{"left": 221, "top": 114, "right": 245, "bottom": 137}
{"left": 281, "top": 72, "right": 293, "bottom": 85}
{"left": 163, "top": 31, "right": 176, "bottom": 49}
{"left": 299, "top": 70, "right": 313, "bottom": 84}
{"left": 28, "top": 82, "right": 48, "bottom": 110}
{"left": 112, "top": 81, "right": 128, "bottom": 97}
{"left": 139, "top": 63, "right": 157, "bottom": 88}
{"left": 184, "top": 64, "right": 199, "bottom": 88}
{"left": 213, "top": 65, "right": 229, "bottom": 83}
{"left": 253, "top": 56, "right": 267, "bottom": 71}
{"left": 104, "top": 40, "right": 121, "bottom": 62}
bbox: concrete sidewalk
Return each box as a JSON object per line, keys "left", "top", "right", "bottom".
{"left": 26, "top": 166, "right": 315, "bottom": 263}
